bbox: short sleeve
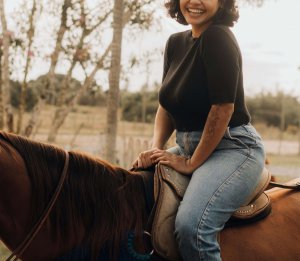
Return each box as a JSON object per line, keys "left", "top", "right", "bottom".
{"left": 201, "top": 26, "right": 240, "bottom": 104}
{"left": 162, "top": 36, "right": 173, "bottom": 82}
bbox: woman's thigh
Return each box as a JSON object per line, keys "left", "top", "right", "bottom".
{"left": 176, "top": 145, "right": 265, "bottom": 232}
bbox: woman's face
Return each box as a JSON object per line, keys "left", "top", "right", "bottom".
{"left": 179, "top": 0, "right": 220, "bottom": 36}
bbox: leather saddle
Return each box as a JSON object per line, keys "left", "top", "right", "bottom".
{"left": 151, "top": 163, "right": 271, "bottom": 261}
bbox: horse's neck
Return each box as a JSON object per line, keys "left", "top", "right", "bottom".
{"left": 0, "top": 141, "right": 32, "bottom": 244}
{"left": 0, "top": 141, "right": 76, "bottom": 260}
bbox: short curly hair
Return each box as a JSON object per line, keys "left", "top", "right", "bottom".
{"left": 164, "top": 0, "right": 239, "bottom": 27}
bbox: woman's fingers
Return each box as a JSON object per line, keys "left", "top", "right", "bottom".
{"left": 134, "top": 148, "right": 157, "bottom": 169}
{"left": 151, "top": 150, "right": 171, "bottom": 161}
{"left": 150, "top": 150, "right": 193, "bottom": 175}
{"left": 132, "top": 159, "right": 138, "bottom": 169}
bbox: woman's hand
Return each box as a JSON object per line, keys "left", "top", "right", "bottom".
{"left": 150, "top": 149, "right": 195, "bottom": 175}
{"left": 132, "top": 148, "right": 158, "bottom": 170}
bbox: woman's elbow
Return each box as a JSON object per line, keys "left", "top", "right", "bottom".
{"left": 212, "top": 103, "right": 234, "bottom": 117}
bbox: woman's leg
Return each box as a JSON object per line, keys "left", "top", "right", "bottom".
{"left": 174, "top": 126, "right": 265, "bottom": 260}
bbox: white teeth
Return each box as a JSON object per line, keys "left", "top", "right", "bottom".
{"left": 188, "top": 8, "right": 204, "bottom": 14}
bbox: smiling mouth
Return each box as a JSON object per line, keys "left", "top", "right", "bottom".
{"left": 187, "top": 8, "right": 204, "bottom": 14}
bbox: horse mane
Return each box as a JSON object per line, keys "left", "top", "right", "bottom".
{"left": 0, "top": 131, "right": 148, "bottom": 260}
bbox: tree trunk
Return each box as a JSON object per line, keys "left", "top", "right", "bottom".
{"left": 47, "top": 44, "right": 111, "bottom": 142}
{"left": 16, "top": 0, "right": 37, "bottom": 134}
{"left": 46, "top": 0, "right": 71, "bottom": 104}
{"left": 0, "top": 55, "right": 3, "bottom": 129}
{"left": 23, "top": 0, "right": 71, "bottom": 139}
{"left": 47, "top": 55, "right": 80, "bottom": 142}
{"left": 105, "top": 0, "right": 124, "bottom": 163}
{"left": 0, "top": 0, "right": 11, "bottom": 130}
{"left": 23, "top": 96, "right": 45, "bottom": 137}
{"left": 47, "top": 1, "right": 112, "bottom": 143}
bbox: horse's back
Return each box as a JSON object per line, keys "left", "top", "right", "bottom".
{"left": 220, "top": 184, "right": 300, "bottom": 261}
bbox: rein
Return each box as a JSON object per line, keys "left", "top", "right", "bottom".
{"left": 6, "top": 150, "right": 70, "bottom": 261}
{"left": 269, "top": 181, "right": 300, "bottom": 190}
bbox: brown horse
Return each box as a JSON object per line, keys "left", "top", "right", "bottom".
{"left": 0, "top": 131, "right": 300, "bottom": 261}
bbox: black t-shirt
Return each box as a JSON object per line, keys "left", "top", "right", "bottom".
{"left": 159, "top": 25, "right": 250, "bottom": 131}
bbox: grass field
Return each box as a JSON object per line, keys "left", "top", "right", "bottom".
{"left": 0, "top": 243, "right": 10, "bottom": 260}
{"left": 267, "top": 154, "right": 300, "bottom": 166}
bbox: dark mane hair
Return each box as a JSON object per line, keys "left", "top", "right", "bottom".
{"left": 164, "top": 0, "right": 239, "bottom": 27}
{"left": 0, "top": 131, "right": 147, "bottom": 260}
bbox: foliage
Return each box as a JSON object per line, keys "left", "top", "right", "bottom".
{"left": 78, "top": 88, "right": 107, "bottom": 106}
{"left": 28, "top": 74, "right": 82, "bottom": 105}
{"left": 14, "top": 73, "right": 107, "bottom": 107}
{"left": 246, "top": 91, "right": 300, "bottom": 129}
{"left": 10, "top": 81, "right": 38, "bottom": 111}
{"left": 121, "top": 90, "right": 158, "bottom": 123}
{"left": 121, "top": 89, "right": 300, "bottom": 128}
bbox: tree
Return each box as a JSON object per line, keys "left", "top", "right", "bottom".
{"left": 45, "top": 0, "right": 155, "bottom": 144}
{"left": 105, "top": 0, "right": 124, "bottom": 163}
{"left": 121, "top": 89, "right": 158, "bottom": 123}
{"left": 47, "top": 0, "right": 113, "bottom": 142}
{"left": 0, "top": 0, "right": 12, "bottom": 130}
{"left": 246, "top": 91, "right": 300, "bottom": 128}
{"left": 22, "top": 0, "right": 72, "bottom": 137}
{"left": 46, "top": 0, "right": 72, "bottom": 104}
{"left": 16, "top": 0, "right": 40, "bottom": 134}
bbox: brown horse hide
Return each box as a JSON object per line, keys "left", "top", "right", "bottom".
{"left": 221, "top": 188, "right": 300, "bottom": 260}
{"left": 0, "top": 131, "right": 300, "bottom": 261}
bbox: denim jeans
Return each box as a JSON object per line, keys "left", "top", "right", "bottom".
{"left": 169, "top": 124, "right": 265, "bottom": 261}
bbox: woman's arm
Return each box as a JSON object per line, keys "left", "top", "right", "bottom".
{"left": 133, "top": 105, "right": 174, "bottom": 169}
{"left": 152, "top": 105, "right": 175, "bottom": 149}
{"left": 189, "top": 103, "right": 234, "bottom": 170}
{"left": 151, "top": 103, "right": 234, "bottom": 174}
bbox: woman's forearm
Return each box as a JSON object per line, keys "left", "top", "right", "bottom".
{"left": 152, "top": 105, "right": 175, "bottom": 149}
{"left": 190, "top": 103, "right": 234, "bottom": 169}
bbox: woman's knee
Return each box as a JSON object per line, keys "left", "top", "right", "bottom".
{"left": 175, "top": 206, "right": 196, "bottom": 241}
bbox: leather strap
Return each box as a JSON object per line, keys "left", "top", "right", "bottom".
{"left": 269, "top": 181, "right": 300, "bottom": 190}
{"left": 7, "top": 150, "right": 70, "bottom": 261}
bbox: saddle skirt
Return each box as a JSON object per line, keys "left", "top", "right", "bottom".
{"left": 151, "top": 163, "right": 271, "bottom": 261}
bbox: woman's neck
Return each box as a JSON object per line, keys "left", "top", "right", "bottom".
{"left": 191, "top": 21, "right": 212, "bottom": 38}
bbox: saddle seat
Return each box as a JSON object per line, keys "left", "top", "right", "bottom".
{"left": 229, "top": 167, "right": 271, "bottom": 225}
{"left": 151, "top": 164, "right": 272, "bottom": 260}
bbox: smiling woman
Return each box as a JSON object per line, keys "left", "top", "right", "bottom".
{"left": 132, "top": 0, "right": 266, "bottom": 260}
{"left": 179, "top": 0, "right": 220, "bottom": 37}
{"left": 165, "top": 0, "right": 239, "bottom": 30}
{"left": 126, "top": 0, "right": 300, "bottom": 94}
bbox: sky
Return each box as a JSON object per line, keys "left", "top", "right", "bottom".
{"left": 4, "top": 0, "right": 300, "bottom": 97}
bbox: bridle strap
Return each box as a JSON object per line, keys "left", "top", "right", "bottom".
{"left": 7, "top": 150, "right": 70, "bottom": 261}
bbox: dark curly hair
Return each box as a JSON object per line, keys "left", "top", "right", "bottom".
{"left": 164, "top": 0, "right": 239, "bottom": 27}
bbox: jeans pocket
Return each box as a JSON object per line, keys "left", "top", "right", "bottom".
{"left": 224, "top": 127, "right": 250, "bottom": 150}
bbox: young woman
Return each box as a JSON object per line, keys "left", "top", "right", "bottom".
{"left": 133, "top": 0, "right": 265, "bottom": 260}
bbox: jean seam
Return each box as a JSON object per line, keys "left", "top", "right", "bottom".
{"left": 226, "top": 127, "right": 252, "bottom": 153}
{"left": 196, "top": 151, "right": 252, "bottom": 260}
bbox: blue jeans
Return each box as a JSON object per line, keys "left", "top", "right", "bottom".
{"left": 169, "top": 124, "right": 265, "bottom": 260}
